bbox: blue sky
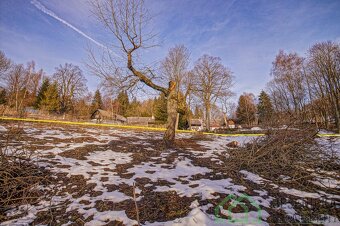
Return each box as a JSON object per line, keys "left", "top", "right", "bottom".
{"left": 1, "top": 0, "right": 339, "bottom": 99}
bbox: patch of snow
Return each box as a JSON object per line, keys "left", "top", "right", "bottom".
{"left": 278, "top": 203, "right": 301, "bottom": 222}
{"left": 85, "top": 210, "right": 137, "bottom": 226}
{"left": 312, "top": 215, "right": 340, "bottom": 226}
{"left": 147, "top": 205, "right": 269, "bottom": 226}
{"left": 311, "top": 177, "right": 340, "bottom": 189}
{"left": 316, "top": 137, "right": 340, "bottom": 158}
{"left": 279, "top": 187, "right": 321, "bottom": 199}
{"left": 128, "top": 157, "right": 211, "bottom": 184}
{"left": 155, "top": 178, "right": 246, "bottom": 200}
{"left": 251, "top": 127, "right": 262, "bottom": 131}
{"left": 240, "top": 170, "right": 268, "bottom": 184}
{"left": 0, "top": 125, "right": 7, "bottom": 132}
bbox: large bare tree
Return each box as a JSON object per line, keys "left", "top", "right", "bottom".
{"left": 161, "top": 45, "right": 192, "bottom": 128}
{"left": 305, "top": 41, "right": 340, "bottom": 133}
{"left": 0, "top": 51, "right": 11, "bottom": 80}
{"left": 236, "top": 93, "right": 257, "bottom": 126}
{"left": 90, "top": 0, "right": 180, "bottom": 146}
{"left": 53, "top": 63, "right": 87, "bottom": 113}
{"left": 192, "top": 55, "right": 233, "bottom": 131}
{"left": 269, "top": 50, "right": 306, "bottom": 115}
{"left": 4, "top": 61, "right": 42, "bottom": 114}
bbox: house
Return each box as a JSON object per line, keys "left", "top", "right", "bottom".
{"left": 127, "top": 116, "right": 155, "bottom": 126}
{"left": 90, "top": 109, "right": 127, "bottom": 124}
{"left": 209, "top": 123, "right": 222, "bottom": 131}
{"left": 25, "top": 107, "right": 39, "bottom": 115}
{"left": 190, "top": 119, "right": 203, "bottom": 131}
{"left": 227, "top": 119, "right": 235, "bottom": 129}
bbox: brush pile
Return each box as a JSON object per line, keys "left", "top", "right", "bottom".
{"left": 0, "top": 129, "right": 51, "bottom": 222}
{"left": 226, "top": 126, "right": 339, "bottom": 186}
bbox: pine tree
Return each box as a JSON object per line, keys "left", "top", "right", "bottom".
{"left": 117, "top": 91, "right": 129, "bottom": 116}
{"left": 193, "top": 105, "right": 203, "bottom": 118}
{"left": 127, "top": 97, "right": 141, "bottom": 116}
{"left": 40, "top": 82, "right": 60, "bottom": 113}
{"left": 91, "top": 89, "right": 103, "bottom": 112}
{"left": 257, "top": 90, "right": 273, "bottom": 124}
{"left": 153, "top": 93, "right": 167, "bottom": 122}
{"left": 0, "top": 89, "right": 7, "bottom": 105}
{"left": 35, "top": 78, "right": 50, "bottom": 109}
{"left": 177, "top": 92, "right": 190, "bottom": 129}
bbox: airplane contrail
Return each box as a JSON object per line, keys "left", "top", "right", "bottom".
{"left": 30, "top": 0, "right": 120, "bottom": 57}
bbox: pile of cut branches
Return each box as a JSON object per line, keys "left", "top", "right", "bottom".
{"left": 0, "top": 129, "right": 51, "bottom": 222}
{"left": 226, "top": 125, "right": 339, "bottom": 186}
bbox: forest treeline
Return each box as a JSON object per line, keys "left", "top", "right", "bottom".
{"left": 236, "top": 41, "right": 340, "bottom": 133}
{"left": 0, "top": 40, "right": 339, "bottom": 132}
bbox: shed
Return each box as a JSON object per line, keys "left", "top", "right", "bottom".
{"left": 190, "top": 119, "right": 203, "bottom": 131}
{"left": 227, "top": 119, "right": 236, "bottom": 129}
{"left": 127, "top": 117, "right": 155, "bottom": 125}
{"left": 91, "top": 109, "right": 127, "bottom": 123}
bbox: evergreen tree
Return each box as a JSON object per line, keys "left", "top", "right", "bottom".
{"left": 257, "top": 91, "right": 273, "bottom": 124}
{"left": 0, "top": 89, "right": 7, "bottom": 105}
{"left": 117, "top": 91, "right": 129, "bottom": 116}
{"left": 91, "top": 89, "right": 103, "bottom": 112}
{"left": 40, "top": 82, "right": 60, "bottom": 113}
{"left": 153, "top": 93, "right": 167, "bottom": 122}
{"left": 177, "top": 92, "right": 190, "bottom": 129}
{"left": 127, "top": 97, "right": 141, "bottom": 116}
{"left": 35, "top": 78, "right": 50, "bottom": 109}
{"left": 193, "top": 105, "right": 203, "bottom": 118}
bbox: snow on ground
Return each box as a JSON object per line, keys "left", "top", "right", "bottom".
{"left": 240, "top": 170, "right": 268, "bottom": 185}
{"left": 316, "top": 136, "right": 340, "bottom": 158}
{"left": 0, "top": 122, "right": 339, "bottom": 226}
{"left": 0, "top": 125, "right": 7, "bottom": 132}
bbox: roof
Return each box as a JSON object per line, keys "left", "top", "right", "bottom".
{"left": 91, "top": 109, "right": 127, "bottom": 122}
{"left": 127, "top": 117, "right": 155, "bottom": 124}
{"left": 190, "top": 119, "right": 202, "bottom": 126}
{"left": 91, "top": 109, "right": 112, "bottom": 119}
{"left": 227, "top": 119, "right": 235, "bottom": 125}
{"left": 114, "top": 114, "right": 127, "bottom": 122}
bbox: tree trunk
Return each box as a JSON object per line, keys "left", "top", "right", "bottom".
{"left": 206, "top": 104, "right": 211, "bottom": 131}
{"left": 175, "top": 113, "right": 179, "bottom": 130}
{"left": 163, "top": 82, "right": 177, "bottom": 147}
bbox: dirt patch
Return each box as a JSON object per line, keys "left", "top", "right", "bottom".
{"left": 59, "top": 144, "right": 109, "bottom": 160}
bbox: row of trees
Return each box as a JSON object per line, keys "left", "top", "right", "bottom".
{"left": 0, "top": 52, "right": 89, "bottom": 117}
{"left": 233, "top": 41, "right": 339, "bottom": 133}
{"left": 235, "top": 91, "right": 273, "bottom": 127}
{"left": 267, "top": 41, "right": 340, "bottom": 133}
{"left": 0, "top": 49, "right": 211, "bottom": 128}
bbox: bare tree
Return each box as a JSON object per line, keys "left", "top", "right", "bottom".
{"left": 0, "top": 51, "right": 11, "bottom": 79}
{"left": 267, "top": 42, "right": 340, "bottom": 132}
{"left": 161, "top": 45, "right": 192, "bottom": 128}
{"left": 269, "top": 50, "right": 306, "bottom": 115}
{"left": 236, "top": 93, "right": 257, "bottom": 126}
{"left": 192, "top": 55, "right": 233, "bottom": 131}
{"left": 53, "top": 63, "right": 87, "bottom": 114}
{"left": 90, "top": 0, "right": 180, "bottom": 146}
{"left": 4, "top": 61, "right": 42, "bottom": 114}
{"left": 161, "top": 45, "right": 190, "bottom": 94}
{"left": 306, "top": 41, "right": 340, "bottom": 133}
